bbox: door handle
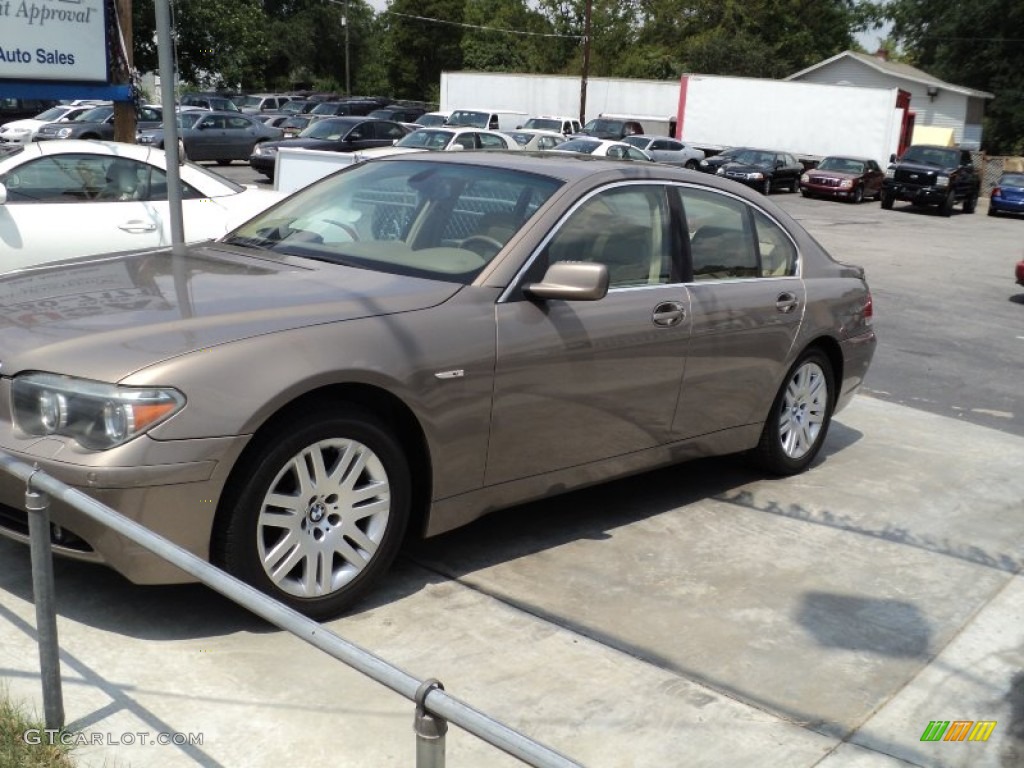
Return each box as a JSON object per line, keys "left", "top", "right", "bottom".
{"left": 118, "top": 220, "right": 158, "bottom": 233}
{"left": 652, "top": 301, "right": 686, "bottom": 327}
{"left": 776, "top": 292, "right": 799, "bottom": 313}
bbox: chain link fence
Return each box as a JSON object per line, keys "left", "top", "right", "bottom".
{"left": 972, "top": 152, "right": 1024, "bottom": 197}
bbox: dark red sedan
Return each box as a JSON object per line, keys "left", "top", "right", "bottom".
{"left": 800, "top": 156, "right": 885, "bottom": 204}
{"left": 1015, "top": 258, "right": 1024, "bottom": 286}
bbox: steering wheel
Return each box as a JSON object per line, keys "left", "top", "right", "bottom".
{"left": 458, "top": 235, "right": 504, "bottom": 259}
{"left": 324, "top": 219, "right": 360, "bottom": 241}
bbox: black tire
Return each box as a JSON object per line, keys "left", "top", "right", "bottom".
{"left": 755, "top": 349, "right": 835, "bottom": 476}
{"left": 789, "top": 176, "right": 799, "bottom": 193}
{"left": 800, "top": 187, "right": 811, "bottom": 198}
{"left": 880, "top": 191, "right": 894, "bottom": 210}
{"left": 850, "top": 185, "right": 864, "bottom": 204}
{"left": 216, "top": 159, "right": 232, "bottom": 166}
{"left": 762, "top": 178, "right": 772, "bottom": 195}
{"left": 988, "top": 206, "right": 998, "bottom": 217}
{"left": 214, "top": 406, "right": 411, "bottom": 619}
{"left": 940, "top": 192, "right": 954, "bottom": 217}
{"left": 684, "top": 159, "right": 699, "bottom": 170}
{"left": 963, "top": 190, "right": 978, "bottom": 214}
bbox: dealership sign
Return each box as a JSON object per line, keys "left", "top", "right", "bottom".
{"left": 0, "top": 0, "right": 108, "bottom": 82}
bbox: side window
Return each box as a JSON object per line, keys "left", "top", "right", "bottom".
{"left": 375, "top": 122, "right": 406, "bottom": 140}
{"left": 626, "top": 147, "right": 650, "bottom": 161}
{"left": 650, "top": 140, "right": 670, "bottom": 151}
{"left": 679, "top": 187, "right": 758, "bottom": 280}
{"left": 478, "top": 133, "right": 507, "bottom": 150}
{"left": 752, "top": 209, "right": 797, "bottom": 277}
{"left": 0, "top": 155, "right": 177, "bottom": 203}
{"left": 226, "top": 116, "right": 250, "bottom": 130}
{"left": 606, "top": 145, "right": 625, "bottom": 159}
{"left": 454, "top": 134, "right": 477, "bottom": 150}
{"left": 488, "top": 115, "right": 499, "bottom": 129}
{"left": 543, "top": 185, "right": 672, "bottom": 289}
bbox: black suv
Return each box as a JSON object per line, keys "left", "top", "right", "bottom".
{"left": 881, "top": 145, "right": 980, "bottom": 216}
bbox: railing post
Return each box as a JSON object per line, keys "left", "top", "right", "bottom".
{"left": 25, "top": 470, "right": 64, "bottom": 731}
{"left": 414, "top": 678, "right": 447, "bottom": 768}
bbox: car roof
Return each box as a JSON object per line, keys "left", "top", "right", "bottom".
{"left": 629, "top": 135, "right": 677, "bottom": 141}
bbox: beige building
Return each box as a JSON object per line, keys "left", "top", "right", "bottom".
{"left": 786, "top": 50, "right": 993, "bottom": 150}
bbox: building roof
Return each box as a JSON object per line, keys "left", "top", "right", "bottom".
{"left": 786, "top": 50, "right": 993, "bottom": 100}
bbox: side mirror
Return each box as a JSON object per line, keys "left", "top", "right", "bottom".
{"left": 524, "top": 261, "right": 609, "bottom": 301}
{"left": 0, "top": 182, "right": 7, "bottom": 205}
{"left": 890, "top": 153, "right": 897, "bottom": 163}
{"left": 450, "top": 143, "right": 464, "bottom": 151}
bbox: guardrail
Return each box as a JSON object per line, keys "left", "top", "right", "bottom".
{"left": 0, "top": 453, "right": 584, "bottom": 768}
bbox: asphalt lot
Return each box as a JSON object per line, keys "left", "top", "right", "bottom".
{"left": 0, "top": 162, "right": 1022, "bottom": 767}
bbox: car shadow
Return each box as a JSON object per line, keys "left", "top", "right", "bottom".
{"left": 1010, "top": 293, "right": 1024, "bottom": 305}
{"left": 0, "top": 420, "right": 865, "bottom": 641}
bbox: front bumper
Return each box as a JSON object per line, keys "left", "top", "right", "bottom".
{"left": 883, "top": 181, "right": 947, "bottom": 205}
{"left": 249, "top": 153, "right": 276, "bottom": 174}
{"left": 0, "top": 429, "right": 250, "bottom": 585}
{"left": 801, "top": 181, "right": 856, "bottom": 199}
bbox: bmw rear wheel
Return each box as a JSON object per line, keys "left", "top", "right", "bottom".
{"left": 216, "top": 406, "right": 411, "bottom": 619}
{"left": 755, "top": 350, "right": 834, "bottom": 475}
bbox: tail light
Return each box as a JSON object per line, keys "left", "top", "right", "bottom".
{"left": 992, "top": 186, "right": 1002, "bottom": 197}
{"left": 863, "top": 293, "right": 874, "bottom": 325}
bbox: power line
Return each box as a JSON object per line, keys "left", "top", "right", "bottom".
{"left": 383, "top": 10, "right": 585, "bottom": 40}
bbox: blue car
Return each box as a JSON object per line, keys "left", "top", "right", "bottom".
{"left": 989, "top": 172, "right": 1024, "bottom": 217}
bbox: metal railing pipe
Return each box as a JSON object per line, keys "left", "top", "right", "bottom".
{"left": 24, "top": 472, "right": 64, "bottom": 730}
{"left": 0, "top": 454, "right": 582, "bottom": 768}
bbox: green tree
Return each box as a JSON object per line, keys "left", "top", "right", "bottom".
{"left": 460, "top": 0, "right": 555, "bottom": 73}
{"left": 132, "top": 0, "right": 269, "bottom": 90}
{"left": 384, "top": 0, "right": 466, "bottom": 99}
{"left": 885, "top": 0, "right": 1024, "bottom": 154}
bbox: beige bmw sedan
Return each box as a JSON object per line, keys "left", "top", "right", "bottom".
{"left": 0, "top": 152, "right": 876, "bottom": 618}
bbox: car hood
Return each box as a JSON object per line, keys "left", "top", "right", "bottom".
{"left": 721, "top": 161, "right": 771, "bottom": 172}
{"left": 893, "top": 160, "right": 955, "bottom": 174}
{"left": 0, "top": 244, "right": 461, "bottom": 382}
{"left": 267, "top": 138, "right": 337, "bottom": 150}
{"left": 808, "top": 169, "right": 861, "bottom": 179}
{"left": 0, "top": 119, "right": 43, "bottom": 131}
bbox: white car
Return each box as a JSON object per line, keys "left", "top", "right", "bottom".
{"left": 551, "top": 137, "right": 653, "bottom": 161}
{"left": 0, "top": 140, "right": 285, "bottom": 272}
{"left": 506, "top": 129, "right": 567, "bottom": 151}
{"left": 355, "top": 127, "right": 520, "bottom": 160}
{"left": 0, "top": 104, "right": 97, "bottom": 146}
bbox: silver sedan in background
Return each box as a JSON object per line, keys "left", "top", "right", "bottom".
{"left": 136, "top": 110, "right": 284, "bottom": 165}
{"left": 623, "top": 134, "right": 706, "bottom": 169}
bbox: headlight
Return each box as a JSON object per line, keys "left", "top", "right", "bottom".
{"left": 12, "top": 373, "right": 185, "bottom": 450}
{"left": 747, "top": 172, "right": 764, "bottom": 180}
{"left": 699, "top": 159, "right": 709, "bottom": 167}
{"left": 885, "top": 168, "right": 895, "bottom": 178}
{"left": 715, "top": 168, "right": 725, "bottom": 176}
{"left": 839, "top": 179, "right": 853, "bottom": 189}
{"left": 137, "top": 135, "right": 155, "bottom": 144}
{"left": 800, "top": 173, "right": 809, "bottom": 182}
{"left": 935, "top": 175, "right": 949, "bottom": 187}
{"left": 56, "top": 127, "right": 73, "bottom": 139}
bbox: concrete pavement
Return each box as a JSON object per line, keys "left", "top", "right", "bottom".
{"left": 1, "top": 394, "right": 1022, "bottom": 767}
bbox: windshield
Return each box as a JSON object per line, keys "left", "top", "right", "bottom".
{"left": 523, "top": 118, "right": 560, "bottom": 131}
{"left": 817, "top": 157, "right": 865, "bottom": 173}
{"left": 36, "top": 107, "right": 72, "bottom": 121}
{"left": 558, "top": 139, "right": 601, "bottom": 154}
{"left": 731, "top": 149, "right": 775, "bottom": 166}
{"left": 311, "top": 103, "right": 341, "bottom": 116}
{"left": 178, "top": 112, "right": 203, "bottom": 129}
{"left": 1000, "top": 173, "right": 1024, "bottom": 187}
{"left": 901, "top": 146, "right": 959, "bottom": 167}
{"left": 300, "top": 120, "right": 352, "bottom": 140}
{"left": 447, "top": 110, "right": 488, "bottom": 128}
{"left": 74, "top": 106, "right": 113, "bottom": 122}
{"left": 622, "top": 136, "right": 650, "bottom": 150}
{"left": 582, "top": 119, "right": 623, "bottom": 134}
{"left": 239, "top": 96, "right": 265, "bottom": 108}
{"left": 224, "top": 159, "right": 562, "bottom": 283}
{"left": 417, "top": 113, "right": 448, "bottom": 127}
{"left": 396, "top": 130, "right": 453, "bottom": 149}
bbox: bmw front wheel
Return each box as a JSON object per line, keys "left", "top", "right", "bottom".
{"left": 216, "top": 406, "right": 411, "bottom": 619}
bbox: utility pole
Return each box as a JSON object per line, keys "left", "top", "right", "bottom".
{"left": 113, "top": 0, "right": 136, "bottom": 143}
{"left": 344, "top": 0, "right": 350, "bottom": 95}
{"left": 579, "top": 0, "right": 591, "bottom": 126}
